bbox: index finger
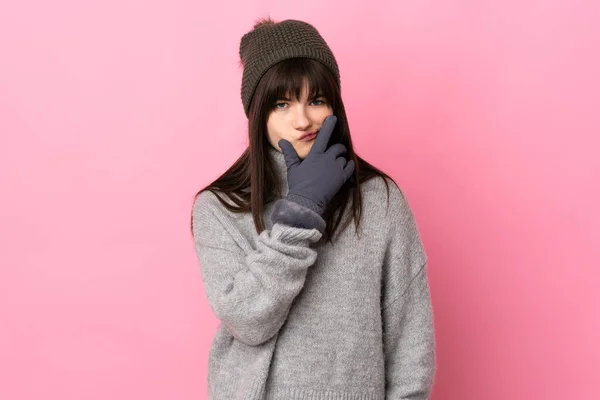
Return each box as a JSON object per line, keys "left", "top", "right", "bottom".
{"left": 312, "top": 115, "right": 337, "bottom": 153}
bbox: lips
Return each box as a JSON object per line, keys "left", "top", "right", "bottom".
{"left": 298, "top": 131, "right": 317, "bottom": 141}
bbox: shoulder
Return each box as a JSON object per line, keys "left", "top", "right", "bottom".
{"left": 192, "top": 188, "right": 252, "bottom": 236}
{"left": 192, "top": 189, "right": 219, "bottom": 217}
{"left": 192, "top": 189, "right": 236, "bottom": 232}
{"left": 360, "top": 176, "right": 414, "bottom": 221}
{"left": 360, "top": 176, "right": 427, "bottom": 265}
{"left": 193, "top": 189, "right": 241, "bottom": 216}
{"left": 192, "top": 189, "right": 243, "bottom": 247}
{"left": 359, "top": 176, "right": 424, "bottom": 247}
{"left": 192, "top": 190, "right": 219, "bottom": 235}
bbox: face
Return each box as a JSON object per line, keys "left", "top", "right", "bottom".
{"left": 266, "top": 82, "right": 333, "bottom": 160}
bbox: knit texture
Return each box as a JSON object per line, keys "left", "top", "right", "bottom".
{"left": 192, "top": 146, "right": 436, "bottom": 399}
{"left": 239, "top": 19, "right": 340, "bottom": 117}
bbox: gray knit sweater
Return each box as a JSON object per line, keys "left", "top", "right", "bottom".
{"left": 192, "top": 146, "right": 435, "bottom": 399}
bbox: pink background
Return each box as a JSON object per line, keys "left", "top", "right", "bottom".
{"left": 1, "top": 1, "right": 598, "bottom": 399}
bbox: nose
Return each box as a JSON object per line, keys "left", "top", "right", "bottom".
{"left": 291, "top": 105, "right": 311, "bottom": 131}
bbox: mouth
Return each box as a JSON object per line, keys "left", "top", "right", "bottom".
{"left": 298, "top": 131, "right": 318, "bottom": 141}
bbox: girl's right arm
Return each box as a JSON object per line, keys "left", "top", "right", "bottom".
{"left": 192, "top": 191, "right": 323, "bottom": 346}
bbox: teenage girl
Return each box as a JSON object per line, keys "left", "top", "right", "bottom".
{"left": 192, "top": 17, "right": 436, "bottom": 400}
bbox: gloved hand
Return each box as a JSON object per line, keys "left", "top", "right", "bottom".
{"left": 278, "top": 115, "right": 355, "bottom": 216}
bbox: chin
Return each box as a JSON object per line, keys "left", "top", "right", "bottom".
{"left": 296, "top": 149, "right": 311, "bottom": 160}
{"left": 296, "top": 142, "right": 314, "bottom": 160}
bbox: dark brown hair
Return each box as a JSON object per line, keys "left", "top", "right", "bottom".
{"left": 191, "top": 58, "right": 396, "bottom": 242}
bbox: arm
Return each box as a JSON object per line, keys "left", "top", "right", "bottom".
{"left": 193, "top": 192, "right": 324, "bottom": 346}
{"left": 380, "top": 182, "right": 436, "bottom": 398}
{"left": 382, "top": 262, "right": 436, "bottom": 399}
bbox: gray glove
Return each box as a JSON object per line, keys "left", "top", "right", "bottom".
{"left": 278, "top": 115, "right": 355, "bottom": 216}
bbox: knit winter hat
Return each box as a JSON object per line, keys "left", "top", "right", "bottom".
{"left": 239, "top": 18, "right": 340, "bottom": 117}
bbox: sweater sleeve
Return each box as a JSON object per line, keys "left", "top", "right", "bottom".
{"left": 192, "top": 191, "right": 323, "bottom": 346}
{"left": 381, "top": 183, "right": 436, "bottom": 398}
{"left": 382, "top": 262, "right": 435, "bottom": 399}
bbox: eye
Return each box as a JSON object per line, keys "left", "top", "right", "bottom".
{"left": 274, "top": 102, "right": 288, "bottom": 110}
{"left": 311, "top": 98, "right": 326, "bottom": 106}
